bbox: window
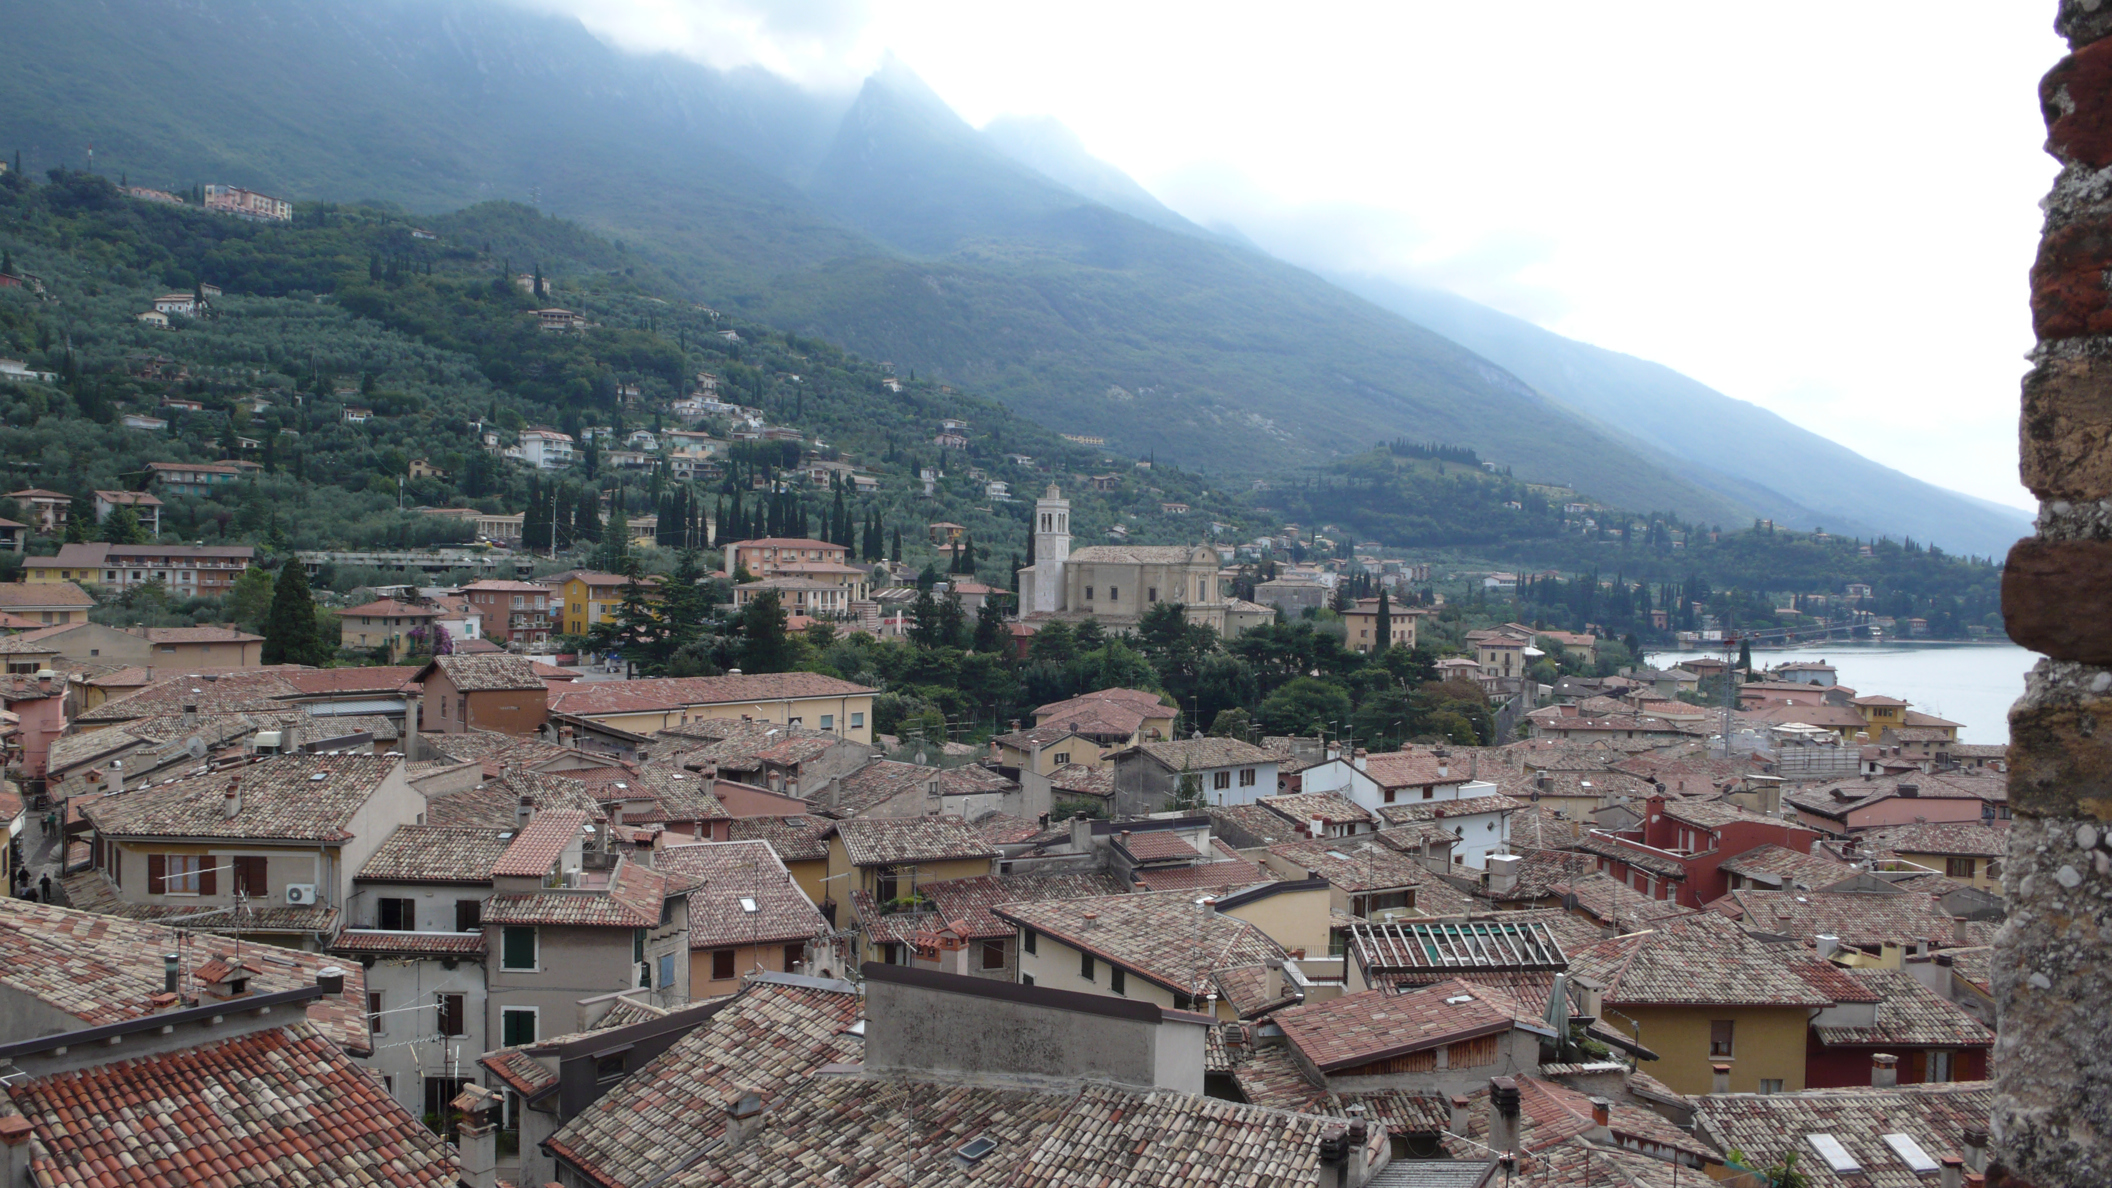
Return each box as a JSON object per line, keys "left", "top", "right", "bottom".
{"left": 1080, "top": 951, "right": 1095, "bottom": 981}
{"left": 659, "top": 952, "right": 676, "bottom": 988}
{"left": 1709, "top": 1020, "right": 1735, "bottom": 1057}
{"left": 1021, "top": 973, "right": 1035, "bottom": 987}
{"left": 1022, "top": 928, "right": 1037, "bottom": 955}
{"left": 1759, "top": 1079, "right": 1784, "bottom": 1095}
{"left": 501, "top": 926, "right": 538, "bottom": 971}
{"left": 1384, "top": 788, "right": 1397, "bottom": 804}
{"left": 875, "top": 865, "right": 900, "bottom": 903}
{"left": 880, "top": 942, "right": 902, "bottom": 965}
{"left": 634, "top": 929, "right": 647, "bottom": 963}
{"left": 1110, "top": 966, "right": 1126, "bottom": 996}
{"left": 1947, "top": 857, "right": 1977, "bottom": 879}
{"left": 438, "top": 994, "right": 465, "bottom": 1037}
{"left": 1213, "top": 771, "right": 1231, "bottom": 791}
{"left": 1108, "top": 586, "right": 1119, "bottom": 601}
{"left": 501, "top": 1008, "right": 536, "bottom": 1047}
{"left": 1422, "top": 786, "right": 1435, "bottom": 799}
{"left": 455, "top": 900, "right": 482, "bottom": 932}
{"left": 981, "top": 940, "right": 1006, "bottom": 971}
{"left": 595, "top": 1054, "right": 626, "bottom": 1081}
{"left": 367, "top": 992, "right": 384, "bottom": 1036}
{"left": 1084, "top": 586, "right": 1095, "bottom": 601}
{"left": 1051, "top": 752, "right": 1071, "bottom": 766}
{"left": 149, "top": 854, "right": 203, "bottom": 895}
{"left": 1147, "top": 587, "right": 1158, "bottom": 603}
{"left": 784, "top": 943, "right": 803, "bottom": 973}
{"left": 820, "top": 715, "right": 834, "bottom": 730}
{"left": 377, "top": 898, "right": 415, "bottom": 931}
{"left": 712, "top": 949, "right": 737, "bottom": 981}
{"left": 850, "top": 712, "right": 864, "bottom": 728}
{"left": 1238, "top": 768, "right": 1256, "bottom": 787}
{"left": 1928, "top": 1050, "right": 1955, "bottom": 1082}
{"left": 787, "top": 716, "right": 802, "bottom": 727}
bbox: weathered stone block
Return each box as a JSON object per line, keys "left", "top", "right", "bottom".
{"left": 2004, "top": 538, "right": 2112, "bottom": 661}
{"left": 2044, "top": 40, "right": 2112, "bottom": 168}
{"left": 2061, "top": 0, "right": 2112, "bottom": 50}
{"left": 2007, "top": 660, "right": 2112, "bottom": 819}
{"left": 2023, "top": 354, "right": 2112, "bottom": 500}
{"left": 2029, "top": 219, "right": 2112, "bottom": 342}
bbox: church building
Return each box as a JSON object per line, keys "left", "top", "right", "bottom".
{"left": 1016, "top": 485, "right": 1229, "bottom": 632}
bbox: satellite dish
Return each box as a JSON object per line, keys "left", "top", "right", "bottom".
{"left": 185, "top": 736, "right": 207, "bottom": 760}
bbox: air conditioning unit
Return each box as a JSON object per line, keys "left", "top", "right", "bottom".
{"left": 285, "top": 884, "right": 318, "bottom": 905}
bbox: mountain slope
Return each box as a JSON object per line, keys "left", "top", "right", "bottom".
{"left": 1328, "top": 275, "right": 2031, "bottom": 557}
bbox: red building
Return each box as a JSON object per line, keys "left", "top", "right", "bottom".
{"left": 1800, "top": 965, "right": 1992, "bottom": 1088}
{"left": 1581, "top": 795, "right": 1824, "bottom": 908}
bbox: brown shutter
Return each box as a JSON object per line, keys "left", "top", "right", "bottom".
{"left": 147, "top": 853, "right": 166, "bottom": 894}
{"left": 198, "top": 857, "right": 216, "bottom": 897}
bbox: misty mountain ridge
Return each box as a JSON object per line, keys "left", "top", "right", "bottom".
{"left": 0, "top": 0, "right": 2026, "bottom": 555}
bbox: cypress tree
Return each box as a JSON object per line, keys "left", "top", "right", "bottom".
{"left": 262, "top": 562, "right": 324, "bottom": 666}
{"left": 891, "top": 527, "right": 902, "bottom": 565}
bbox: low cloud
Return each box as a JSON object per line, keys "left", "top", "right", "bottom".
{"left": 502, "top": 0, "right": 882, "bottom": 88}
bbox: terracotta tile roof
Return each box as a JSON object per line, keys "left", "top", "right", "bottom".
{"left": 1257, "top": 791, "right": 1374, "bottom": 827}
{"left": 418, "top": 653, "right": 545, "bottom": 692}
{"left": 969, "top": 812, "right": 1046, "bottom": 845}
{"left": 1786, "top": 956, "right": 1885, "bottom": 1004}
{"left": 726, "top": 814, "right": 831, "bottom": 863}
{"left": 1657, "top": 797, "right": 1787, "bottom": 829}
{"left": 1551, "top": 872, "right": 1697, "bottom": 931}
{"left": 1375, "top": 792, "right": 1531, "bottom": 825}
{"left": 1786, "top": 770, "right": 2007, "bottom": 818}
{"left": 1266, "top": 836, "right": 1473, "bottom": 910}
{"left": 544, "top": 978, "right": 864, "bottom": 1187}
{"left": 329, "top": 929, "right": 487, "bottom": 957}
{"left": 1133, "top": 859, "right": 1271, "bottom": 893}
{"left": 827, "top": 760, "right": 942, "bottom": 816}
{"left": 357, "top": 823, "right": 514, "bottom": 883}
{"left": 1277, "top": 978, "right": 1545, "bottom": 1072}
{"left": 1208, "top": 802, "right": 1305, "bottom": 847}
{"left": 1810, "top": 968, "right": 1994, "bottom": 1048}
{"left": 1487, "top": 849, "right": 1597, "bottom": 901}
{"left": 490, "top": 809, "right": 589, "bottom": 876}
{"left": 83, "top": 754, "right": 401, "bottom": 842}
{"left": 480, "top": 1046, "right": 559, "bottom": 1099}
{"left": 0, "top": 580, "right": 93, "bottom": 608}
{"left": 601, "top": 764, "right": 732, "bottom": 823}
{"left": 1128, "top": 736, "right": 1279, "bottom": 772}
{"left": 137, "top": 625, "right": 264, "bottom": 644}
{"left": 1357, "top": 750, "right": 1476, "bottom": 790}
{"left": 1046, "top": 762, "right": 1115, "bottom": 798}
{"left": 1705, "top": 888, "right": 1965, "bottom": 951}
{"left": 1564, "top": 833, "right": 1688, "bottom": 879}
{"left": 1863, "top": 821, "right": 2009, "bottom": 858}
{"left": 77, "top": 668, "right": 312, "bottom": 723}
{"left": 1230, "top": 1042, "right": 1332, "bottom": 1113}
{"left": 483, "top": 858, "right": 674, "bottom": 928}
{"left": 0, "top": 897, "right": 369, "bottom": 1052}
{"left": 994, "top": 889, "right": 1284, "bottom": 995}
{"left": 1509, "top": 1075, "right": 1718, "bottom": 1163}
{"left": 1114, "top": 827, "right": 1206, "bottom": 861}
{"left": 1692, "top": 1081, "right": 1994, "bottom": 1188}
{"left": 992, "top": 722, "right": 1096, "bottom": 750}
{"left": 1210, "top": 962, "right": 1302, "bottom": 1018}
{"left": 1568, "top": 911, "right": 1834, "bottom": 1008}
{"left": 1007, "top": 1082, "right": 1340, "bottom": 1188}
{"left": 1717, "top": 843, "right": 1859, "bottom": 889}
{"left": 656, "top": 841, "right": 828, "bottom": 949}
{"left": 859, "top": 870, "right": 1130, "bottom": 945}
{"left": 6, "top": 1022, "right": 456, "bottom": 1188}
{"left": 1033, "top": 687, "right": 1170, "bottom": 734}
{"left": 829, "top": 815, "right": 996, "bottom": 867}
{"left": 1927, "top": 945, "right": 1994, "bottom": 993}
{"left": 547, "top": 672, "right": 876, "bottom": 717}
{"left": 422, "top": 768, "right": 601, "bottom": 828}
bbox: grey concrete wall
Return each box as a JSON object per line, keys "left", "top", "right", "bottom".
{"left": 864, "top": 973, "right": 1202, "bottom": 1094}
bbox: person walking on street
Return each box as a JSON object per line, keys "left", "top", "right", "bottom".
{"left": 37, "top": 872, "right": 51, "bottom": 903}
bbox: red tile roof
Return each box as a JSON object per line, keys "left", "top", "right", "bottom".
{"left": 490, "top": 809, "right": 589, "bottom": 877}
{"left": 6, "top": 1023, "right": 457, "bottom": 1188}
{"left": 656, "top": 840, "right": 828, "bottom": 949}
{"left": 1275, "top": 978, "right": 1545, "bottom": 1072}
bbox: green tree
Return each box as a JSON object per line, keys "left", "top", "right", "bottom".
{"left": 99, "top": 504, "right": 148, "bottom": 544}
{"left": 1209, "top": 707, "right": 1254, "bottom": 740}
{"left": 599, "top": 503, "right": 630, "bottom": 572}
{"left": 227, "top": 565, "right": 275, "bottom": 632}
{"left": 1257, "top": 676, "right": 1354, "bottom": 736}
{"left": 738, "top": 589, "right": 795, "bottom": 674}
{"left": 1374, "top": 588, "right": 1392, "bottom": 653}
{"left": 1170, "top": 762, "right": 1207, "bottom": 812}
{"left": 262, "top": 562, "right": 327, "bottom": 666}
{"left": 972, "top": 596, "right": 1007, "bottom": 653}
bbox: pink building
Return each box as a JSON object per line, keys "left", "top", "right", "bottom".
{"left": 2, "top": 673, "right": 67, "bottom": 782}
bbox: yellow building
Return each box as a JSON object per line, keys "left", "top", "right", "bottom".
{"left": 1340, "top": 597, "right": 1425, "bottom": 654}
{"left": 1570, "top": 912, "right": 1831, "bottom": 1095}
{"left": 0, "top": 582, "right": 94, "bottom": 627}
{"left": 657, "top": 839, "right": 831, "bottom": 998}
{"left": 1030, "top": 688, "right": 1178, "bottom": 749}
{"left": 1852, "top": 695, "right": 1962, "bottom": 743}
{"left": 1866, "top": 822, "right": 2007, "bottom": 894}
{"left": 991, "top": 724, "right": 1112, "bottom": 775}
{"left": 995, "top": 890, "right": 1285, "bottom": 1021}
{"left": 337, "top": 597, "right": 439, "bottom": 662}
{"left": 546, "top": 673, "right": 879, "bottom": 746}
{"left": 821, "top": 816, "right": 996, "bottom": 959}
{"left": 552, "top": 571, "right": 659, "bottom": 637}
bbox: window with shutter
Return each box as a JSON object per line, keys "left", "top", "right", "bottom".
{"left": 501, "top": 926, "right": 537, "bottom": 970}
{"left": 197, "top": 859, "right": 215, "bottom": 897}
{"left": 148, "top": 853, "right": 166, "bottom": 894}
{"left": 233, "top": 856, "right": 267, "bottom": 896}
{"left": 712, "top": 949, "right": 736, "bottom": 981}
{"left": 439, "top": 994, "right": 465, "bottom": 1037}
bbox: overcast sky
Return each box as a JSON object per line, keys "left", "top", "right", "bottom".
{"left": 514, "top": 0, "right": 2063, "bottom": 512}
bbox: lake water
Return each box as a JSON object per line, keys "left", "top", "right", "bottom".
{"left": 1646, "top": 642, "right": 2036, "bottom": 745}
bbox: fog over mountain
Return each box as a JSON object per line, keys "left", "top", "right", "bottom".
{"left": 0, "top": 0, "right": 2032, "bottom": 555}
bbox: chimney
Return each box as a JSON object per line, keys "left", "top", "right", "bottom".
{"left": 0, "top": 1114, "right": 35, "bottom": 1188}
{"left": 1711, "top": 1063, "right": 1731, "bottom": 1095}
{"left": 722, "top": 1090, "right": 766, "bottom": 1151}
{"left": 1263, "top": 958, "right": 1285, "bottom": 1004}
{"left": 703, "top": 765, "right": 719, "bottom": 798}
{"left": 401, "top": 691, "right": 421, "bottom": 762}
{"left": 1961, "top": 1128, "right": 1989, "bottom": 1173}
{"left": 163, "top": 952, "right": 179, "bottom": 994}
{"left": 1346, "top": 1112, "right": 1370, "bottom": 1185}
{"left": 316, "top": 966, "right": 346, "bottom": 995}
{"left": 516, "top": 795, "right": 534, "bottom": 828}
{"left": 1872, "top": 1052, "right": 1899, "bottom": 1088}
{"left": 1318, "top": 1126, "right": 1350, "bottom": 1178}
{"left": 1941, "top": 1156, "right": 1963, "bottom": 1188}
{"left": 1487, "top": 1077, "right": 1520, "bottom": 1159}
{"left": 1953, "top": 916, "right": 1971, "bottom": 946}
{"left": 1449, "top": 1095, "right": 1470, "bottom": 1136}
{"left": 1070, "top": 813, "right": 1092, "bottom": 851}
{"left": 221, "top": 776, "right": 242, "bottom": 820}
{"left": 1083, "top": 912, "right": 1099, "bottom": 931}
{"left": 183, "top": 702, "right": 198, "bottom": 732}
{"left": 1589, "top": 1097, "right": 1611, "bottom": 1131}
{"left": 452, "top": 1084, "right": 503, "bottom": 1188}
{"left": 110, "top": 759, "right": 124, "bottom": 794}
{"left": 1816, "top": 934, "right": 1840, "bottom": 960}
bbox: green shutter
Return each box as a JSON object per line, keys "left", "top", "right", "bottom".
{"left": 502, "top": 926, "right": 536, "bottom": 970}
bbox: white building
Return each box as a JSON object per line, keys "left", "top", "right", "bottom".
{"left": 1299, "top": 750, "right": 1516, "bottom": 870}
{"left": 514, "top": 429, "right": 576, "bottom": 470}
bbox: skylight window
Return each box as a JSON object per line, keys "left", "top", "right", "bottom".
{"left": 1326, "top": 850, "right": 1353, "bottom": 861}
{"left": 309, "top": 772, "right": 328, "bottom": 782}
{"left": 1881, "top": 1134, "right": 1939, "bottom": 1174}
{"left": 739, "top": 897, "right": 760, "bottom": 913}
{"left": 1445, "top": 994, "right": 1475, "bottom": 1005}
{"left": 957, "top": 1137, "right": 999, "bottom": 1162}
{"left": 1806, "top": 1134, "right": 1860, "bottom": 1174}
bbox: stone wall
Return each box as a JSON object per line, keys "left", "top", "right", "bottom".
{"left": 1993, "top": 6, "right": 2112, "bottom": 1184}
